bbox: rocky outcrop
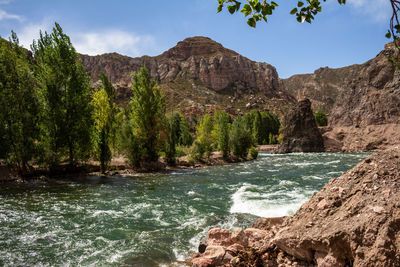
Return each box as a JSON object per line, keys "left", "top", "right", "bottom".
{"left": 282, "top": 64, "right": 362, "bottom": 113}
{"left": 191, "top": 146, "right": 400, "bottom": 266}
{"left": 277, "top": 99, "right": 324, "bottom": 153}
{"left": 315, "top": 43, "right": 400, "bottom": 152}
{"left": 79, "top": 36, "right": 295, "bottom": 117}
{"left": 329, "top": 43, "right": 400, "bottom": 128}
{"left": 323, "top": 124, "right": 400, "bottom": 152}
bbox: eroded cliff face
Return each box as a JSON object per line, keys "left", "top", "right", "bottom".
{"left": 79, "top": 36, "right": 295, "bottom": 117}
{"left": 320, "top": 44, "right": 400, "bottom": 152}
{"left": 329, "top": 44, "right": 400, "bottom": 127}
{"left": 282, "top": 64, "right": 362, "bottom": 113}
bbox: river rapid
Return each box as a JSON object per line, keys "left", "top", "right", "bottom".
{"left": 0, "top": 152, "right": 368, "bottom": 266}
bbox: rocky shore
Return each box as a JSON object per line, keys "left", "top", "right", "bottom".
{"left": 191, "top": 146, "right": 400, "bottom": 266}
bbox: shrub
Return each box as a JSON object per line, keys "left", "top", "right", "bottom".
{"left": 249, "top": 146, "right": 258, "bottom": 159}
{"left": 314, "top": 110, "right": 328, "bottom": 126}
{"left": 230, "top": 116, "right": 253, "bottom": 159}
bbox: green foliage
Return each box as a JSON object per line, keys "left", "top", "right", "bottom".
{"left": 241, "top": 110, "right": 280, "bottom": 145}
{"left": 217, "top": 0, "right": 346, "bottom": 28}
{"left": 195, "top": 114, "right": 214, "bottom": 158}
{"left": 123, "top": 66, "right": 166, "bottom": 165}
{"left": 314, "top": 110, "right": 328, "bottom": 126}
{"left": 179, "top": 114, "right": 193, "bottom": 146}
{"left": 249, "top": 146, "right": 258, "bottom": 160}
{"left": 212, "top": 110, "right": 231, "bottom": 158}
{"left": 32, "top": 22, "right": 93, "bottom": 167}
{"left": 230, "top": 116, "right": 253, "bottom": 159}
{"left": 252, "top": 110, "right": 263, "bottom": 145}
{"left": 92, "top": 85, "right": 114, "bottom": 172}
{"left": 164, "top": 112, "right": 182, "bottom": 165}
{"left": 119, "top": 118, "right": 141, "bottom": 167}
{"left": 0, "top": 35, "right": 39, "bottom": 173}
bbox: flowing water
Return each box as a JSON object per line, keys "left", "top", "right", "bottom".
{"left": 0, "top": 152, "right": 368, "bottom": 266}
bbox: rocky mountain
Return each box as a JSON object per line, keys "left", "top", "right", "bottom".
{"left": 329, "top": 43, "right": 400, "bottom": 127}
{"left": 79, "top": 36, "right": 295, "bottom": 117}
{"left": 320, "top": 44, "right": 400, "bottom": 152}
{"left": 282, "top": 64, "right": 362, "bottom": 113}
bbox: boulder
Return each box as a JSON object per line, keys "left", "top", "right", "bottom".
{"left": 278, "top": 98, "right": 325, "bottom": 153}
{"left": 273, "top": 146, "right": 400, "bottom": 266}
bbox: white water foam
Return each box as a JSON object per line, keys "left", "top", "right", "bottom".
{"left": 229, "top": 183, "right": 310, "bottom": 217}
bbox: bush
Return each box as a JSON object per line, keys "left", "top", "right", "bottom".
{"left": 249, "top": 146, "right": 258, "bottom": 159}
{"left": 230, "top": 116, "right": 253, "bottom": 159}
{"left": 314, "top": 110, "right": 328, "bottom": 126}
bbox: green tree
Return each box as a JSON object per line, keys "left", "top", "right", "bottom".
{"left": 179, "top": 114, "right": 193, "bottom": 146}
{"left": 119, "top": 117, "right": 141, "bottom": 167}
{"left": 314, "top": 110, "right": 328, "bottom": 126}
{"left": 164, "top": 112, "right": 182, "bottom": 165}
{"left": 212, "top": 110, "right": 231, "bottom": 158}
{"left": 195, "top": 114, "right": 214, "bottom": 158}
{"left": 92, "top": 86, "right": 113, "bottom": 172}
{"left": 0, "top": 33, "right": 39, "bottom": 174}
{"left": 230, "top": 116, "right": 253, "bottom": 159}
{"left": 32, "top": 22, "right": 93, "bottom": 168}
{"left": 124, "top": 66, "right": 166, "bottom": 164}
{"left": 252, "top": 110, "right": 263, "bottom": 145}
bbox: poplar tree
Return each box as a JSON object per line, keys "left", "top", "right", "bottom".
{"left": 212, "top": 110, "right": 231, "bottom": 158}
{"left": 123, "top": 66, "right": 166, "bottom": 165}
{"left": 31, "top": 22, "right": 93, "bottom": 168}
{"left": 0, "top": 33, "right": 39, "bottom": 173}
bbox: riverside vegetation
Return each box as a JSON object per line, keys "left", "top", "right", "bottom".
{"left": 0, "top": 23, "right": 281, "bottom": 178}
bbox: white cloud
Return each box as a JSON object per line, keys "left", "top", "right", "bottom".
{"left": 0, "top": 0, "right": 13, "bottom": 4}
{"left": 0, "top": 9, "right": 22, "bottom": 21}
{"left": 16, "top": 20, "right": 52, "bottom": 49}
{"left": 11, "top": 18, "right": 159, "bottom": 57}
{"left": 72, "top": 30, "right": 157, "bottom": 57}
{"left": 348, "top": 0, "right": 391, "bottom": 22}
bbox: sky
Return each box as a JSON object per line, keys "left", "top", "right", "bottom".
{"left": 0, "top": 0, "right": 392, "bottom": 78}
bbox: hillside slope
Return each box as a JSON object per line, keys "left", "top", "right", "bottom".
{"left": 79, "top": 36, "right": 295, "bottom": 117}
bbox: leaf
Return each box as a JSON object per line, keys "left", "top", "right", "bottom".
{"left": 271, "top": 1, "right": 278, "bottom": 7}
{"left": 217, "top": 4, "right": 223, "bottom": 13}
{"left": 386, "top": 31, "right": 392, "bottom": 39}
{"left": 247, "top": 17, "right": 256, "bottom": 27}
{"left": 241, "top": 4, "right": 252, "bottom": 16}
{"left": 227, "top": 5, "right": 236, "bottom": 14}
{"left": 290, "top": 8, "right": 298, "bottom": 15}
{"left": 297, "top": 1, "right": 304, "bottom": 7}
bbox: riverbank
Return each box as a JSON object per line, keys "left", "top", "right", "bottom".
{"left": 0, "top": 148, "right": 264, "bottom": 182}
{"left": 191, "top": 146, "right": 400, "bottom": 266}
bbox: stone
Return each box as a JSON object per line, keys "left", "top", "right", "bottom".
{"left": 277, "top": 99, "right": 325, "bottom": 153}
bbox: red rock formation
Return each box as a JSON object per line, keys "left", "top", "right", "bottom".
{"left": 79, "top": 36, "right": 295, "bottom": 116}
{"left": 278, "top": 99, "right": 325, "bottom": 153}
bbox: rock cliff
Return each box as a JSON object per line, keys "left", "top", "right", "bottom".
{"left": 79, "top": 36, "right": 295, "bottom": 117}
{"left": 277, "top": 99, "right": 324, "bottom": 153}
{"left": 329, "top": 44, "right": 400, "bottom": 127}
{"left": 282, "top": 64, "right": 362, "bottom": 113}
{"left": 191, "top": 146, "right": 400, "bottom": 266}
{"left": 320, "top": 44, "right": 400, "bottom": 152}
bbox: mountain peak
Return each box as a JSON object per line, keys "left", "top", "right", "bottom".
{"left": 158, "top": 36, "right": 238, "bottom": 60}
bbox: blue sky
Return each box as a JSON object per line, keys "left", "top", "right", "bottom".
{"left": 0, "top": 0, "right": 391, "bottom": 78}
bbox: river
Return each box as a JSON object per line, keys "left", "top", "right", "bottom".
{"left": 0, "top": 152, "right": 368, "bottom": 266}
